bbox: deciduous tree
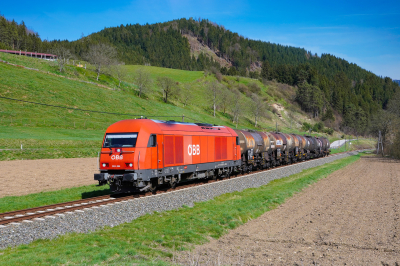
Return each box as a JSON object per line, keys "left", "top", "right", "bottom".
{"left": 250, "top": 93, "right": 266, "bottom": 127}
{"left": 157, "top": 76, "right": 178, "bottom": 103}
{"left": 218, "top": 85, "right": 232, "bottom": 114}
{"left": 109, "top": 62, "right": 127, "bottom": 88}
{"left": 207, "top": 80, "right": 220, "bottom": 117}
{"left": 84, "top": 43, "right": 117, "bottom": 81}
{"left": 230, "top": 89, "right": 243, "bottom": 128}
{"left": 52, "top": 46, "right": 72, "bottom": 72}
{"left": 134, "top": 68, "right": 152, "bottom": 97}
{"left": 180, "top": 83, "right": 193, "bottom": 107}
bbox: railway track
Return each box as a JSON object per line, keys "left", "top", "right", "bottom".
{"left": 0, "top": 153, "right": 343, "bottom": 226}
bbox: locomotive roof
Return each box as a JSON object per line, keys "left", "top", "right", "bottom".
{"left": 105, "top": 119, "right": 235, "bottom": 135}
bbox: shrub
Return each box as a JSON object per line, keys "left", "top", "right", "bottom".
{"left": 323, "top": 128, "right": 334, "bottom": 135}
{"left": 238, "top": 83, "right": 249, "bottom": 95}
{"left": 313, "top": 122, "right": 324, "bottom": 132}
{"left": 302, "top": 122, "right": 312, "bottom": 132}
{"left": 248, "top": 82, "right": 261, "bottom": 95}
{"left": 215, "top": 72, "right": 223, "bottom": 82}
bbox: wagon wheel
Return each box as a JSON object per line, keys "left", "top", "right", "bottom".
{"left": 248, "top": 165, "right": 253, "bottom": 173}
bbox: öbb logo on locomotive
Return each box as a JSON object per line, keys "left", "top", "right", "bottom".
{"left": 94, "top": 119, "right": 330, "bottom": 193}
{"left": 111, "top": 155, "right": 123, "bottom": 160}
{"left": 188, "top": 144, "right": 200, "bottom": 156}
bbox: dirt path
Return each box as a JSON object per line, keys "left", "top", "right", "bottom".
{"left": 176, "top": 157, "right": 400, "bottom": 265}
{"left": 0, "top": 158, "right": 98, "bottom": 197}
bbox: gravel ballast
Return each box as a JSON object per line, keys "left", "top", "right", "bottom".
{"left": 0, "top": 152, "right": 357, "bottom": 249}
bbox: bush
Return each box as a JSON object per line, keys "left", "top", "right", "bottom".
{"left": 238, "top": 83, "right": 249, "bottom": 95}
{"left": 323, "top": 128, "right": 334, "bottom": 135}
{"left": 313, "top": 122, "right": 324, "bottom": 132}
{"left": 248, "top": 82, "right": 261, "bottom": 95}
{"left": 302, "top": 122, "right": 313, "bottom": 132}
{"left": 215, "top": 72, "right": 223, "bottom": 82}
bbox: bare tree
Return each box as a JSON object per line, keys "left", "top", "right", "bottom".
{"left": 180, "top": 83, "right": 193, "bottom": 107}
{"left": 388, "top": 89, "right": 400, "bottom": 117}
{"left": 251, "top": 93, "right": 266, "bottom": 127}
{"left": 134, "top": 68, "right": 152, "bottom": 97}
{"left": 219, "top": 85, "right": 232, "bottom": 114}
{"left": 369, "top": 110, "right": 399, "bottom": 151}
{"left": 157, "top": 76, "right": 178, "bottom": 103}
{"left": 52, "top": 46, "right": 72, "bottom": 72}
{"left": 111, "top": 62, "right": 127, "bottom": 88}
{"left": 207, "top": 81, "right": 220, "bottom": 117}
{"left": 231, "top": 89, "right": 243, "bottom": 128}
{"left": 84, "top": 43, "right": 117, "bottom": 81}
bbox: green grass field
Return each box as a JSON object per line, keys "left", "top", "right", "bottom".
{"left": 0, "top": 52, "right": 339, "bottom": 160}
{"left": 330, "top": 138, "right": 375, "bottom": 154}
{"left": 0, "top": 153, "right": 361, "bottom": 265}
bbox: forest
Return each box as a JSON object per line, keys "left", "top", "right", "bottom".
{"left": 0, "top": 15, "right": 398, "bottom": 136}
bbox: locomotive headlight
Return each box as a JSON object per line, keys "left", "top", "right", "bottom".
{"left": 102, "top": 163, "right": 107, "bottom": 167}
{"left": 129, "top": 163, "right": 133, "bottom": 167}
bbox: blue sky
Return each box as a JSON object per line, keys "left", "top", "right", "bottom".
{"left": 1, "top": 0, "right": 399, "bottom": 79}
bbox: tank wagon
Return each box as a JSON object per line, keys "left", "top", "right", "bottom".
{"left": 94, "top": 119, "right": 331, "bottom": 193}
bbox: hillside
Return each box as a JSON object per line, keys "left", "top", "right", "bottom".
{"left": 1, "top": 15, "right": 398, "bottom": 136}
{"left": 0, "top": 52, "right": 332, "bottom": 160}
{"left": 395, "top": 80, "right": 400, "bottom": 85}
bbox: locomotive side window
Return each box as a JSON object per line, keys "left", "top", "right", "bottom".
{"left": 236, "top": 136, "right": 239, "bottom": 145}
{"left": 147, "top": 134, "right": 157, "bottom": 147}
{"left": 103, "top": 133, "right": 138, "bottom": 148}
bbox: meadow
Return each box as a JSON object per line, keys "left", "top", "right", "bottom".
{"left": 0, "top": 52, "right": 332, "bottom": 160}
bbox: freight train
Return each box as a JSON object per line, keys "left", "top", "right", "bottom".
{"left": 94, "top": 119, "right": 330, "bottom": 193}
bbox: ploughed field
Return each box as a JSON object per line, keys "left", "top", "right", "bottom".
{"left": 175, "top": 157, "right": 400, "bottom": 265}
{"left": 0, "top": 158, "right": 98, "bottom": 197}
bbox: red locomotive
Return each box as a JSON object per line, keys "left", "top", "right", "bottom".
{"left": 95, "top": 119, "right": 330, "bottom": 192}
{"left": 94, "top": 119, "right": 241, "bottom": 192}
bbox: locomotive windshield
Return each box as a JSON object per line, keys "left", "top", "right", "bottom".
{"left": 103, "top": 133, "right": 138, "bottom": 148}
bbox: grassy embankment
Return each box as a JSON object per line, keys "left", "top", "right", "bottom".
{"left": 0, "top": 52, "right": 330, "bottom": 161}
{"left": 330, "top": 138, "right": 376, "bottom": 154}
{"left": 0, "top": 153, "right": 361, "bottom": 265}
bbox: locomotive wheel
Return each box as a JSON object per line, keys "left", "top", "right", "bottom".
{"left": 170, "top": 181, "right": 177, "bottom": 189}
{"left": 170, "top": 176, "right": 178, "bottom": 189}
{"left": 149, "top": 184, "right": 157, "bottom": 193}
{"left": 149, "top": 179, "right": 158, "bottom": 193}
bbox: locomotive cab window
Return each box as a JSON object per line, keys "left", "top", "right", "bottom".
{"left": 147, "top": 134, "right": 157, "bottom": 147}
{"left": 103, "top": 133, "right": 138, "bottom": 148}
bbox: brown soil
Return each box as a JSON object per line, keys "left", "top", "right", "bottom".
{"left": 0, "top": 158, "right": 98, "bottom": 197}
{"left": 175, "top": 157, "right": 400, "bottom": 265}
